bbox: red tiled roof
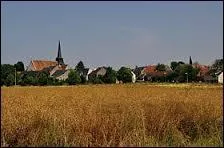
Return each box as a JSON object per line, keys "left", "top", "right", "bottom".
{"left": 32, "top": 60, "right": 57, "bottom": 71}
{"left": 143, "top": 65, "right": 157, "bottom": 74}
{"left": 194, "top": 64, "right": 209, "bottom": 76}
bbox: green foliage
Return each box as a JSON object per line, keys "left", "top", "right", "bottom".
{"left": 178, "top": 61, "right": 185, "bottom": 65}
{"left": 117, "top": 67, "right": 132, "bottom": 83}
{"left": 75, "top": 61, "right": 85, "bottom": 74}
{"left": 80, "top": 75, "right": 87, "bottom": 84}
{"left": 89, "top": 75, "right": 104, "bottom": 84}
{"left": 209, "top": 59, "right": 223, "bottom": 76}
{"left": 67, "top": 70, "right": 81, "bottom": 85}
{"left": 21, "top": 71, "right": 38, "bottom": 86}
{"left": 103, "top": 67, "right": 117, "bottom": 84}
{"left": 5, "top": 74, "right": 14, "bottom": 86}
{"left": 1, "top": 64, "right": 15, "bottom": 86}
{"left": 156, "top": 63, "right": 166, "bottom": 71}
{"left": 175, "top": 64, "right": 199, "bottom": 82}
{"left": 14, "top": 61, "right": 25, "bottom": 71}
{"left": 38, "top": 71, "right": 49, "bottom": 86}
{"left": 170, "top": 61, "right": 179, "bottom": 71}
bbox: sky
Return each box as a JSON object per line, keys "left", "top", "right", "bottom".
{"left": 1, "top": 1, "right": 223, "bottom": 70}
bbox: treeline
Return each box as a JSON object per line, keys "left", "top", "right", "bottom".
{"left": 1, "top": 59, "right": 223, "bottom": 86}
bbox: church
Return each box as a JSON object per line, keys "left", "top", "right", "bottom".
{"left": 27, "top": 41, "right": 70, "bottom": 80}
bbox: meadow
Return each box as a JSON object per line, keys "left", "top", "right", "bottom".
{"left": 1, "top": 83, "right": 223, "bottom": 147}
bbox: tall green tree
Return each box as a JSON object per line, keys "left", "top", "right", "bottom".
{"left": 189, "top": 56, "right": 192, "bottom": 65}
{"left": 67, "top": 70, "right": 81, "bottom": 85}
{"left": 176, "top": 64, "right": 199, "bottom": 82}
{"left": 117, "top": 67, "right": 132, "bottom": 83}
{"left": 1, "top": 64, "right": 15, "bottom": 86}
{"left": 170, "top": 61, "right": 179, "bottom": 71}
{"left": 75, "top": 61, "right": 85, "bottom": 74}
{"left": 14, "top": 61, "right": 25, "bottom": 71}
{"left": 5, "top": 74, "right": 15, "bottom": 86}
{"left": 38, "top": 71, "right": 49, "bottom": 86}
{"left": 103, "top": 67, "right": 117, "bottom": 83}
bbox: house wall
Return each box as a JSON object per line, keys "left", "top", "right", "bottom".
{"left": 96, "top": 68, "right": 107, "bottom": 77}
{"left": 86, "top": 69, "right": 93, "bottom": 81}
{"left": 56, "top": 70, "right": 70, "bottom": 81}
{"left": 218, "top": 72, "right": 223, "bottom": 84}
{"left": 131, "top": 71, "right": 136, "bottom": 83}
{"left": 26, "top": 61, "right": 35, "bottom": 71}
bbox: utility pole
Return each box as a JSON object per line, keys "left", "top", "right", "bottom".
{"left": 15, "top": 68, "right": 16, "bottom": 86}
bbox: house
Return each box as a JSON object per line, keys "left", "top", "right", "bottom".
{"left": 143, "top": 65, "right": 172, "bottom": 82}
{"left": 193, "top": 64, "right": 209, "bottom": 77}
{"left": 143, "top": 65, "right": 157, "bottom": 74}
{"left": 82, "top": 68, "right": 93, "bottom": 81}
{"left": 133, "top": 66, "right": 145, "bottom": 81}
{"left": 203, "top": 75, "right": 217, "bottom": 83}
{"left": 27, "top": 41, "right": 68, "bottom": 80}
{"left": 88, "top": 67, "right": 107, "bottom": 80}
{"left": 51, "top": 69, "right": 70, "bottom": 81}
{"left": 218, "top": 72, "right": 223, "bottom": 84}
{"left": 131, "top": 71, "right": 136, "bottom": 83}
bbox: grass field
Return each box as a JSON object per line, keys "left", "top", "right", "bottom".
{"left": 1, "top": 83, "right": 223, "bottom": 147}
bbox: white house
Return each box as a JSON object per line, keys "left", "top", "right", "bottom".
{"left": 131, "top": 71, "right": 136, "bottom": 83}
{"left": 218, "top": 72, "right": 223, "bottom": 84}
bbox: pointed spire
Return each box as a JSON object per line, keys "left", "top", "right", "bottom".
{"left": 189, "top": 56, "right": 192, "bottom": 65}
{"left": 56, "top": 40, "right": 64, "bottom": 65}
{"left": 57, "top": 40, "right": 62, "bottom": 58}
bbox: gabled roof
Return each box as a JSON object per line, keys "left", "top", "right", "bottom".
{"left": 89, "top": 66, "right": 107, "bottom": 76}
{"left": 31, "top": 60, "right": 57, "bottom": 71}
{"left": 51, "top": 70, "right": 67, "bottom": 77}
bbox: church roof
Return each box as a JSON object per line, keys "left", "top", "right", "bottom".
{"left": 31, "top": 60, "right": 57, "bottom": 71}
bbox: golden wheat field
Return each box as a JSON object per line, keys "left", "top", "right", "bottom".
{"left": 1, "top": 83, "right": 223, "bottom": 147}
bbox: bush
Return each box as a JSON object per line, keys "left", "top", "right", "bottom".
{"left": 67, "top": 70, "right": 81, "bottom": 85}
{"left": 117, "top": 67, "right": 132, "bottom": 83}
{"left": 103, "top": 67, "right": 117, "bottom": 84}
{"left": 5, "top": 74, "right": 14, "bottom": 86}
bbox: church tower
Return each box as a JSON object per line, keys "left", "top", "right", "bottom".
{"left": 56, "top": 40, "right": 64, "bottom": 65}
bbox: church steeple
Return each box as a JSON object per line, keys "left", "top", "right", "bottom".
{"left": 56, "top": 40, "right": 64, "bottom": 65}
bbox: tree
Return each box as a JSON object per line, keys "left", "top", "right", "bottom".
{"left": 176, "top": 64, "right": 199, "bottom": 82}
{"left": 38, "top": 71, "right": 49, "bottom": 86}
{"left": 211, "top": 59, "right": 223, "bottom": 72}
{"left": 67, "top": 70, "right": 81, "bottom": 85}
{"left": 103, "top": 67, "right": 117, "bottom": 83}
{"left": 189, "top": 56, "right": 192, "bottom": 65}
{"left": 75, "top": 61, "right": 85, "bottom": 75}
{"left": 156, "top": 63, "right": 166, "bottom": 71}
{"left": 5, "top": 74, "right": 14, "bottom": 86}
{"left": 170, "top": 61, "right": 179, "bottom": 71}
{"left": 14, "top": 61, "right": 25, "bottom": 71}
{"left": 117, "top": 67, "right": 132, "bottom": 83}
{"left": 207, "top": 59, "right": 223, "bottom": 77}
{"left": 1, "top": 64, "right": 15, "bottom": 86}
{"left": 178, "top": 61, "right": 185, "bottom": 65}
{"left": 80, "top": 75, "right": 87, "bottom": 84}
{"left": 21, "top": 71, "right": 38, "bottom": 85}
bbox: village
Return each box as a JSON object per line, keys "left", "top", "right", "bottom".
{"left": 1, "top": 41, "right": 223, "bottom": 86}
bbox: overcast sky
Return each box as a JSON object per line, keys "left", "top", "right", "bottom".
{"left": 1, "top": 1, "right": 223, "bottom": 70}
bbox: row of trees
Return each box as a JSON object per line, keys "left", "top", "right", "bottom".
{"left": 1, "top": 59, "right": 223, "bottom": 86}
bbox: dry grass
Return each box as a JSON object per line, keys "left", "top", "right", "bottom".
{"left": 1, "top": 83, "right": 223, "bottom": 147}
